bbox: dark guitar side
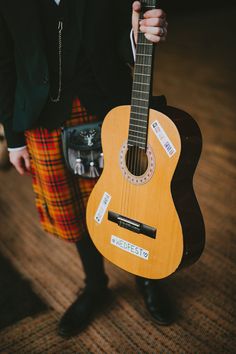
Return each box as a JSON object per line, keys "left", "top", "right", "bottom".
{"left": 151, "top": 96, "right": 205, "bottom": 271}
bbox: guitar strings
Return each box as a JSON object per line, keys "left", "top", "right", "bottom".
{"left": 126, "top": 0, "right": 155, "bottom": 219}
{"left": 121, "top": 0, "right": 155, "bottom": 220}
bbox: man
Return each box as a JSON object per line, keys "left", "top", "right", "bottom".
{"left": 0, "top": 0, "right": 172, "bottom": 337}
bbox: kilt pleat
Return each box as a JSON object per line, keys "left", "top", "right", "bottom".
{"left": 25, "top": 98, "right": 100, "bottom": 242}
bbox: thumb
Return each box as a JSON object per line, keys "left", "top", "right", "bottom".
{"left": 132, "top": 1, "right": 141, "bottom": 44}
{"left": 23, "top": 155, "right": 31, "bottom": 173}
{"left": 22, "top": 149, "right": 31, "bottom": 173}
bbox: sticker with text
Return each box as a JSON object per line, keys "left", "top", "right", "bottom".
{"left": 94, "top": 192, "right": 111, "bottom": 224}
{"left": 111, "top": 235, "right": 149, "bottom": 260}
{"left": 151, "top": 120, "right": 176, "bottom": 157}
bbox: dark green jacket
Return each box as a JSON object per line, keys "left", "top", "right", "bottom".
{"left": 0, "top": 0, "right": 134, "bottom": 147}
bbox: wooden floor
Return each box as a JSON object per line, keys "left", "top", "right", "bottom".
{"left": 0, "top": 6, "right": 235, "bottom": 354}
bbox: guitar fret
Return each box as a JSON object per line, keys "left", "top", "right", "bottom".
{"left": 130, "top": 123, "right": 147, "bottom": 129}
{"left": 132, "top": 104, "right": 148, "bottom": 109}
{"left": 135, "top": 72, "right": 151, "bottom": 77}
{"left": 128, "top": 138, "right": 146, "bottom": 146}
{"left": 133, "top": 74, "right": 151, "bottom": 81}
{"left": 133, "top": 82, "right": 150, "bottom": 86}
{"left": 130, "top": 111, "right": 148, "bottom": 116}
{"left": 130, "top": 118, "right": 146, "bottom": 124}
{"left": 132, "top": 97, "right": 149, "bottom": 102}
{"left": 131, "top": 111, "right": 147, "bottom": 117}
{"left": 136, "top": 53, "right": 152, "bottom": 57}
{"left": 132, "top": 97, "right": 149, "bottom": 103}
{"left": 133, "top": 80, "right": 150, "bottom": 85}
{"left": 130, "top": 111, "right": 148, "bottom": 121}
{"left": 135, "top": 64, "right": 151, "bottom": 67}
{"left": 129, "top": 136, "right": 146, "bottom": 142}
{"left": 138, "top": 42, "right": 153, "bottom": 46}
{"left": 129, "top": 130, "right": 147, "bottom": 137}
{"left": 133, "top": 89, "right": 150, "bottom": 94}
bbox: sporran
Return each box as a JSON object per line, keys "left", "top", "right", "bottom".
{"left": 61, "top": 122, "right": 103, "bottom": 178}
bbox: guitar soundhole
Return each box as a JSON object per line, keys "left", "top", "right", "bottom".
{"left": 126, "top": 146, "right": 148, "bottom": 176}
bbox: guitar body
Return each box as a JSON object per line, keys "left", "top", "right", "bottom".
{"left": 86, "top": 1, "right": 205, "bottom": 280}
{"left": 86, "top": 101, "right": 205, "bottom": 279}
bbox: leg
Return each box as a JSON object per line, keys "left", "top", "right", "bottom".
{"left": 75, "top": 232, "right": 108, "bottom": 291}
{"left": 25, "top": 98, "right": 111, "bottom": 337}
{"left": 58, "top": 233, "right": 111, "bottom": 337}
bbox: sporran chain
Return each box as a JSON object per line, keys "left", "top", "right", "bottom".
{"left": 50, "top": 20, "right": 63, "bottom": 103}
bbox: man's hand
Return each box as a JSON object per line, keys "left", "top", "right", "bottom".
{"left": 9, "top": 147, "right": 31, "bottom": 175}
{"left": 132, "top": 1, "right": 168, "bottom": 45}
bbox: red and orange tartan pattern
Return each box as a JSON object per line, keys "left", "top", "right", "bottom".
{"left": 25, "top": 98, "right": 100, "bottom": 242}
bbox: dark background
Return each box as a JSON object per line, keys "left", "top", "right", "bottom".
{"left": 161, "top": 0, "right": 236, "bottom": 11}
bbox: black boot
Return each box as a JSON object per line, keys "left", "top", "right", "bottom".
{"left": 136, "top": 276, "right": 175, "bottom": 326}
{"left": 58, "top": 233, "right": 110, "bottom": 337}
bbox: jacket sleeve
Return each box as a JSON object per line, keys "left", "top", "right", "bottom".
{"left": 0, "top": 12, "right": 26, "bottom": 148}
{"left": 115, "top": 0, "right": 135, "bottom": 66}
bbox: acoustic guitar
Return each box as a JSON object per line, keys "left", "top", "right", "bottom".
{"left": 86, "top": 0, "right": 205, "bottom": 279}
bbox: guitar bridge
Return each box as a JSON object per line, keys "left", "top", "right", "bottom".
{"left": 108, "top": 211, "right": 156, "bottom": 239}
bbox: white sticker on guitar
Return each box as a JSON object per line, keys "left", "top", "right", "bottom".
{"left": 111, "top": 235, "right": 149, "bottom": 260}
{"left": 151, "top": 120, "right": 176, "bottom": 157}
{"left": 94, "top": 192, "right": 111, "bottom": 224}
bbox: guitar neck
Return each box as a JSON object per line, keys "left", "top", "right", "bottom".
{"left": 128, "top": 0, "right": 158, "bottom": 150}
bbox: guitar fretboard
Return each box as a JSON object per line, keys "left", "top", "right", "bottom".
{"left": 128, "top": 0, "right": 157, "bottom": 150}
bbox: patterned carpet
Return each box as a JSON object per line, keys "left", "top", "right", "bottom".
{"left": 0, "top": 5, "right": 235, "bottom": 354}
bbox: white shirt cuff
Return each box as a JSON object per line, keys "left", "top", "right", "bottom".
{"left": 130, "top": 29, "right": 136, "bottom": 62}
{"left": 8, "top": 145, "right": 27, "bottom": 152}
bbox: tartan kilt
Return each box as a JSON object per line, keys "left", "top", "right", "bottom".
{"left": 25, "top": 97, "right": 100, "bottom": 242}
